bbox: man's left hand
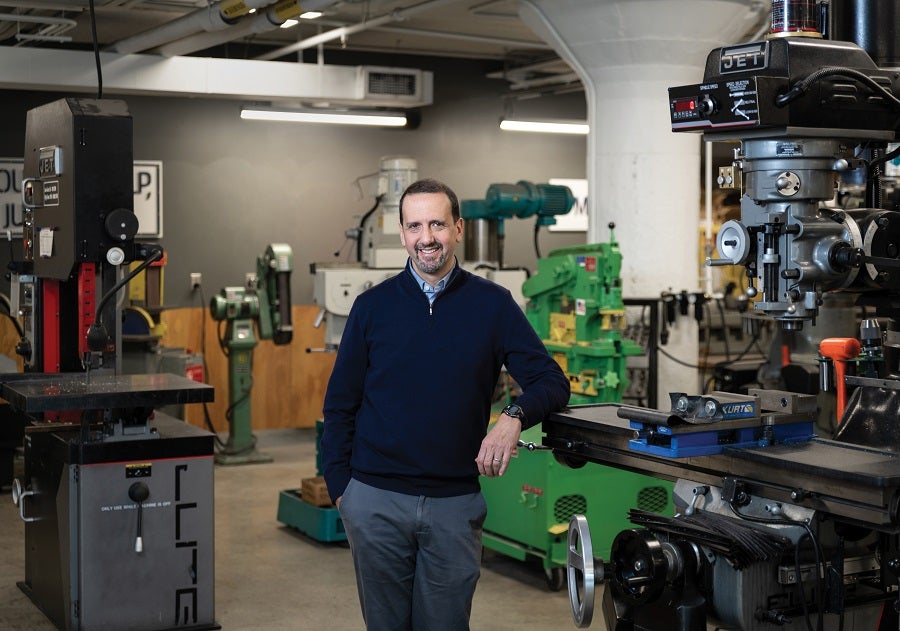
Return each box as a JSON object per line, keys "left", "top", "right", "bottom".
{"left": 476, "top": 414, "right": 522, "bottom": 477}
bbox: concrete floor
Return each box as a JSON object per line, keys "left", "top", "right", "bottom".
{"left": 0, "top": 427, "right": 586, "bottom": 630}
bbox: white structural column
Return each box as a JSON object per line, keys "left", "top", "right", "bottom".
{"left": 519, "top": 0, "right": 768, "bottom": 403}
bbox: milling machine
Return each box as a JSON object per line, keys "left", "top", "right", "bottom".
{"left": 545, "top": 2, "right": 900, "bottom": 629}
{"left": 309, "top": 155, "right": 415, "bottom": 351}
{"left": 209, "top": 243, "right": 292, "bottom": 465}
{"left": 7, "top": 98, "right": 216, "bottom": 631}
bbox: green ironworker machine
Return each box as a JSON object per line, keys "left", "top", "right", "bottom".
{"left": 209, "top": 243, "right": 293, "bottom": 465}
{"left": 469, "top": 184, "right": 674, "bottom": 590}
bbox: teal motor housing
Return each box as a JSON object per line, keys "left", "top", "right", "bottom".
{"left": 462, "top": 180, "right": 574, "bottom": 227}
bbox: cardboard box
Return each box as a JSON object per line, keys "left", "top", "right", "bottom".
{"left": 301, "top": 476, "right": 333, "bottom": 507}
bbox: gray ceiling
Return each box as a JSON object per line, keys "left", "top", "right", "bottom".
{"left": 0, "top": 0, "right": 580, "bottom": 98}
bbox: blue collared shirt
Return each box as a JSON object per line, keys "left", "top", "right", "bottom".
{"left": 409, "top": 265, "right": 452, "bottom": 304}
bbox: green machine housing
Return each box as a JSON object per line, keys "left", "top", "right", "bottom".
{"left": 480, "top": 228, "right": 673, "bottom": 589}
{"left": 209, "top": 244, "right": 293, "bottom": 465}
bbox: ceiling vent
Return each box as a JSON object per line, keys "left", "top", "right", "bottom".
{"left": 357, "top": 67, "right": 433, "bottom": 106}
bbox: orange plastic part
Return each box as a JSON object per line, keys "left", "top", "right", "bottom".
{"left": 819, "top": 337, "right": 862, "bottom": 424}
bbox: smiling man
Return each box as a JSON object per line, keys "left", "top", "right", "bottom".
{"left": 321, "top": 178, "right": 569, "bottom": 631}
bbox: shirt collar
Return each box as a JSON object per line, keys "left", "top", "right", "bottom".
{"left": 408, "top": 260, "right": 455, "bottom": 293}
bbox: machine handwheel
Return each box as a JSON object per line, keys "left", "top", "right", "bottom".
{"left": 567, "top": 514, "right": 601, "bottom": 628}
{"left": 610, "top": 528, "right": 667, "bottom": 605}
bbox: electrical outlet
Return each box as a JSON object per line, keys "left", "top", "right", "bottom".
{"left": 190, "top": 272, "right": 202, "bottom": 290}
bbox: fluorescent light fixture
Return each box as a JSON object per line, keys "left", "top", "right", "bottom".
{"left": 299, "top": 11, "right": 322, "bottom": 19}
{"left": 499, "top": 118, "right": 589, "bottom": 135}
{"left": 280, "top": 18, "right": 299, "bottom": 28}
{"left": 240, "top": 106, "right": 408, "bottom": 127}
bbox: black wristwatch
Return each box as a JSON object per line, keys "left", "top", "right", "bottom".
{"left": 501, "top": 403, "right": 525, "bottom": 422}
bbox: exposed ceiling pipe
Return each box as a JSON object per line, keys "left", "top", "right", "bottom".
{"left": 154, "top": 0, "right": 338, "bottom": 57}
{"left": 0, "top": 0, "right": 83, "bottom": 10}
{"left": 507, "top": 71, "right": 580, "bottom": 90}
{"left": 0, "top": 10, "right": 77, "bottom": 42}
{"left": 16, "top": 32, "right": 72, "bottom": 42}
{"left": 371, "top": 25, "right": 551, "bottom": 50}
{"left": 255, "top": 0, "right": 464, "bottom": 61}
{"left": 107, "top": 0, "right": 327, "bottom": 54}
{"left": 158, "top": 13, "right": 550, "bottom": 58}
{"left": 486, "top": 58, "right": 567, "bottom": 80}
{"left": 107, "top": 1, "right": 252, "bottom": 53}
{"left": 0, "top": 11, "right": 77, "bottom": 28}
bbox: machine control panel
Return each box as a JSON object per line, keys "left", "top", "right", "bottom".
{"left": 669, "top": 77, "right": 766, "bottom": 132}
{"left": 670, "top": 38, "right": 899, "bottom": 140}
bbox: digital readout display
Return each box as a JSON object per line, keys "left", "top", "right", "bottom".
{"left": 673, "top": 98, "right": 697, "bottom": 113}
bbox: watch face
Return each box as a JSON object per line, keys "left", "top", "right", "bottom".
{"left": 504, "top": 404, "right": 523, "bottom": 418}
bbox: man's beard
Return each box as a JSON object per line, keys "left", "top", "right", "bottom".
{"left": 415, "top": 243, "right": 447, "bottom": 275}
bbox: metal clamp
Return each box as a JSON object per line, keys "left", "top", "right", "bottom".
{"left": 11, "top": 479, "right": 38, "bottom": 523}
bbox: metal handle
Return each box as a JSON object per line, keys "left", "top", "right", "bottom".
{"left": 684, "top": 485, "right": 710, "bottom": 516}
{"left": 21, "top": 178, "right": 40, "bottom": 210}
{"left": 11, "top": 479, "right": 38, "bottom": 523}
{"left": 517, "top": 439, "right": 550, "bottom": 451}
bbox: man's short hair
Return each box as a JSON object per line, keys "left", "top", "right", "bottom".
{"left": 399, "top": 178, "right": 460, "bottom": 223}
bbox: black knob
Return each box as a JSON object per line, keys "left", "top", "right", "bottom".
{"left": 129, "top": 482, "right": 150, "bottom": 503}
{"left": 698, "top": 95, "right": 716, "bottom": 116}
{"left": 104, "top": 208, "right": 139, "bottom": 243}
{"left": 86, "top": 323, "right": 109, "bottom": 352}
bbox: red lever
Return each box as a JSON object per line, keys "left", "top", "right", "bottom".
{"left": 819, "top": 337, "right": 861, "bottom": 424}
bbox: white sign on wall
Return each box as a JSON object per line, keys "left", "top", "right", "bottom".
{"left": 0, "top": 158, "right": 163, "bottom": 238}
{"left": 134, "top": 160, "right": 163, "bottom": 237}
{"left": 548, "top": 178, "right": 588, "bottom": 232}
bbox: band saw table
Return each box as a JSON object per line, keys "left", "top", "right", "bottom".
{"left": 7, "top": 371, "right": 217, "bottom": 631}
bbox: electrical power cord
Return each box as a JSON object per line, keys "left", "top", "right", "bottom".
{"left": 355, "top": 194, "right": 384, "bottom": 262}
{"left": 194, "top": 284, "right": 226, "bottom": 451}
{"left": 87, "top": 0, "right": 102, "bottom": 99}
{"left": 728, "top": 501, "right": 826, "bottom": 631}
{"left": 776, "top": 67, "right": 900, "bottom": 111}
{"left": 86, "top": 247, "right": 163, "bottom": 352}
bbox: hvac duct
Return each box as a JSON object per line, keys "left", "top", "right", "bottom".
{"left": 0, "top": 47, "right": 433, "bottom": 107}
{"left": 519, "top": 0, "right": 768, "bottom": 402}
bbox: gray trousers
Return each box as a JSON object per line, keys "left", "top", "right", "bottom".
{"left": 338, "top": 478, "right": 487, "bottom": 631}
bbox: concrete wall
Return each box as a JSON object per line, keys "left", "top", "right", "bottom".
{"left": 0, "top": 55, "right": 588, "bottom": 308}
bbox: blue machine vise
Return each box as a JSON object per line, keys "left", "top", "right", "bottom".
{"left": 622, "top": 390, "right": 817, "bottom": 458}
